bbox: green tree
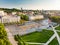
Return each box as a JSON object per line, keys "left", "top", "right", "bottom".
{"left": 49, "top": 16, "right": 60, "bottom": 24}
{"left": 0, "top": 23, "right": 12, "bottom": 45}
{"left": 19, "top": 14, "right": 29, "bottom": 21}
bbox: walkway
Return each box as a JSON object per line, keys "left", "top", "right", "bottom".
{"left": 5, "top": 28, "right": 17, "bottom": 45}
{"left": 26, "top": 42, "right": 45, "bottom": 45}
{"left": 44, "top": 25, "right": 60, "bottom": 45}
{"left": 5, "top": 24, "right": 60, "bottom": 45}
{"left": 52, "top": 26, "right": 60, "bottom": 45}
{"left": 44, "top": 34, "right": 56, "bottom": 45}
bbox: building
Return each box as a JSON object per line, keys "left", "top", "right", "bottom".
{"left": 29, "top": 15, "right": 44, "bottom": 21}
{"left": 1, "top": 15, "right": 20, "bottom": 23}
{"left": 12, "top": 12, "right": 17, "bottom": 15}
{"left": 26, "top": 11, "right": 34, "bottom": 16}
{"left": 0, "top": 10, "right": 21, "bottom": 23}
{"left": 0, "top": 11, "right": 5, "bottom": 16}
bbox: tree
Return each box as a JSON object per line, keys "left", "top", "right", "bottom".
{"left": 14, "top": 35, "right": 28, "bottom": 45}
{"left": 49, "top": 16, "right": 60, "bottom": 24}
{"left": 0, "top": 23, "right": 12, "bottom": 45}
{"left": 19, "top": 14, "right": 29, "bottom": 21}
{"left": 24, "top": 15, "right": 29, "bottom": 21}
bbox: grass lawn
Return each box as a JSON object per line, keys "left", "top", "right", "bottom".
{"left": 57, "top": 32, "right": 60, "bottom": 37}
{"left": 21, "top": 29, "right": 54, "bottom": 43}
{"left": 28, "top": 44, "right": 42, "bottom": 45}
{"left": 48, "top": 38, "right": 59, "bottom": 45}
{"left": 55, "top": 26, "right": 60, "bottom": 30}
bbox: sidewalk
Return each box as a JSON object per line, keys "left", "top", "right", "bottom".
{"left": 44, "top": 34, "right": 56, "bottom": 45}
{"left": 5, "top": 28, "right": 17, "bottom": 45}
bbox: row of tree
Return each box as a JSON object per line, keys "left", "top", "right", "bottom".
{"left": 49, "top": 16, "right": 60, "bottom": 24}
{"left": 19, "top": 14, "right": 29, "bottom": 21}
{"left": 14, "top": 35, "right": 28, "bottom": 45}
{"left": 0, "top": 23, "right": 12, "bottom": 45}
{"left": 0, "top": 8, "right": 21, "bottom": 13}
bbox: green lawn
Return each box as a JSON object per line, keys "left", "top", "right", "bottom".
{"left": 57, "top": 32, "right": 60, "bottom": 37}
{"left": 28, "top": 44, "right": 42, "bottom": 45}
{"left": 48, "top": 38, "right": 59, "bottom": 45}
{"left": 55, "top": 26, "right": 60, "bottom": 30}
{"left": 21, "top": 29, "right": 54, "bottom": 43}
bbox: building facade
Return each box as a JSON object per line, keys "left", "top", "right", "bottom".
{"left": 1, "top": 15, "right": 20, "bottom": 23}
{"left": 29, "top": 15, "right": 44, "bottom": 21}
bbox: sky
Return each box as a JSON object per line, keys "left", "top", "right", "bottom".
{"left": 0, "top": 0, "right": 60, "bottom": 10}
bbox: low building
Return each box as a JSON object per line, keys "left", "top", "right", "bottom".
{"left": 26, "top": 11, "right": 34, "bottom": 16}
{"left": 1, "top": 15, "right": 20, "bottom": 23}
{"left": 0, "top": 11, "right": 5, "bottom": 16}
{"left": 29, "top": 15, "right": 44, "bottom": 21}
{"left": 17, "top": 12, "right": 26, "bottom": 15}
{"left": 12, "top": 12, "right": 17, "bottom": 15}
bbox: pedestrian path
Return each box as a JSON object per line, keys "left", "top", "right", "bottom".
{"left": 56, "top": 30, "right": 60, "bottom": 32}
{"left": 26, "top": 42, "right": 45, "bottom": 45}
{"left": 5, "top": 24, "right": 60, "bottom": 45}
{"left": 52, "top": 25, "right": 60, "bottom": 45}
{"left": 44, "top": 34, "right": 56, "bottom": 45}
{"left": 5, "top": 28, "right": 17, "bottom": 45}
{"left": 44, "top": 25, "right": 60, "bottom": 45}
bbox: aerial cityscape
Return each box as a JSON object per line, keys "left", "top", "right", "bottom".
{"left": 0, "top": 0, "right": 60, "bottom": 45}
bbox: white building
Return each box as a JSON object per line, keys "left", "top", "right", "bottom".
{"left": 0, "top": 10, "right": 20, "bottom": 23}
{"left": 12, "top": 12, "right": 17, "bottom": 15}
{"left": 0, "top": 11, "right": 5, "bottom": 16}
{"left": 1, "top": 15, "right": 20, "bottom": 23}
{"left": 29, "top": 15, "right": 44, "bottom": 21}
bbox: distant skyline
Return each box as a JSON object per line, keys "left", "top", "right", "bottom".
{"left": 0, "top": 0, "right": 60, "bottom": 10}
